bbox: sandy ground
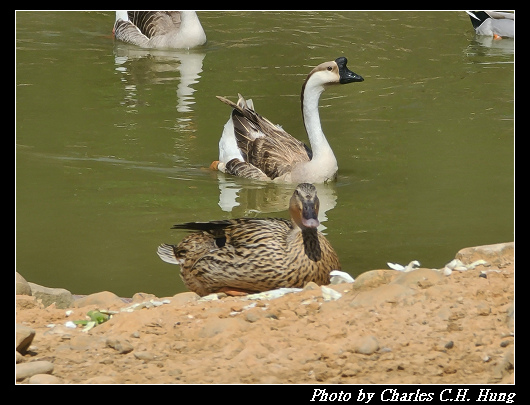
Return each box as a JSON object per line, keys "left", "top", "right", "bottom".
{"left": 15, "top": 242, "right": 514, "bottom": 384}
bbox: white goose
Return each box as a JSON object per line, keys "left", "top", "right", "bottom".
{"left": 113, "top": 11, "right": 206, "bottom": 49}
{"left": 211, "top": 57, "right": 364, "bottom": 183}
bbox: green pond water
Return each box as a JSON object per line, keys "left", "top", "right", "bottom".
{"left": 16, "top": 11, "right": 514, "bottom": 297}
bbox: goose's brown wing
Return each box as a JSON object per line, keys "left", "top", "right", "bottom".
{"left": 127, "top": 11, "right": 182, "bottom": 38}
{"left": 217, "top": 95, "right": 311, "bottom": 180}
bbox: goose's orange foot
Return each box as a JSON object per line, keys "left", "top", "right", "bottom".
{"left": 216, "top": 287, "right": 250, "bottom": 296}
{"left": 493, "top": 34, "right": 502, "bottom": 40}
{"left": 210, "top": 160, "right": 220, "bottom": 170}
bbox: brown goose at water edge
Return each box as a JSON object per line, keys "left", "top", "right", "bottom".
{"left": 157, "top": 183, "right": 341, "bottom": 296}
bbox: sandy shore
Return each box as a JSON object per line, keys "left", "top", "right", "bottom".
{"left": 16, "top": 242, "right": 514, "bottom": 384}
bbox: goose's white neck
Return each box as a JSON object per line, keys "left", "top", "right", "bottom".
{"left": 300, "top": 79, "right": 337, "bottom": 178}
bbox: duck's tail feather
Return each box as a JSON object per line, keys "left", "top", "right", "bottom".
{"left": 157, "top": 243, "right": 181, "bottom": 265}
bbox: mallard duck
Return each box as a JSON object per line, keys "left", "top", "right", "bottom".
{"left": 113, "top": 11, "right": 206, "bottom": 49}
{"left": 157, "top": 183, "right": 341, "bottom": 296}
{"left": 210, "top": 57, "right": 364, "bottom": 183}
{"left": 466, "top": 11, "right": 514, "bottom": 39}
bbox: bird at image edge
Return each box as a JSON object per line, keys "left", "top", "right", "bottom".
{"left": 157, "top": 183, "right": 341, "bottom": 296}
{"left": 113, "top": 11, "right": 206, "bottom": 49}
{"left": 466, "top": 11, "right": 514, "bottom": 39}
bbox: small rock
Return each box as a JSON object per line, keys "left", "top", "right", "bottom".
{"left": 16, "top": 295, "right": 44, "bottom": 311}
{"left": 391, "top": 268, "right": 443, "bottom": 287}
{"left": 28, "top": 374, "right": 63, "bottom": 384}
{"left": 476, "top": 302, "right": 491, "bottom": 316}
{"left": 442, "top": 267, "right": 452, "bottom": 276}
{"left": 433, "top": 340, "right": 454, "bottom": 352}
{"left": 352, "top": 269, "right": 398, "bottom": 290}
{"left": 28, "top": 282, "right": 74, "bottom": 309}
{"left": 106, "top": 337, "right": 134, "bottom": 354}
{"left": 446, "top": 320, "right": 463, "bottom": 332}
{"left": 16, "top": 324, "right": 36, "bottom": 354}
{"left": 500, "top": 340, "right": 512, "bottom": 348}
{"left": 168, "top": 368, "right": 183, "bottom": 377}
{"left": 456, "top": 242, "right": 513, "bottom": 268}
{"left": 16, "top": 272, "right": 32, "bottom": 296}
{"left": 492, "top": 346, "right": 514, "bottom": 381}
{"left": 73, "top": 291, "right": 125, "bottom": 309}
{"left": 303, "top": 281, "right": 320, "bottom": 291}
{"left": 244, "top": 308, "right": 263, "bottom": 323}
{"left": 16, "top": 361, "right": 54, "bottom": 381}
{"left": 134, "top": 351, "right": 156, "bottom": 361}
{"left": 352, "top": 335, "right": 379, "bottom": 355}
{"left": 170, "top": 291, "right": 200, "bottom": 305}
{"left": 131, "top": 292, "right": 157, "bottom": 303}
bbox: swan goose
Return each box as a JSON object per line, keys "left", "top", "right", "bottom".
{"left": 113, "top": 11, "right": 206, "bottom": 49}
{"left": 157, "top": 183, "right": 341, "bottom": 296}
{"left": 466, "top": 11, "right": 514, "bottom": 39}
{"left": 211, "top": 57, "right": 364, "bottom": 183}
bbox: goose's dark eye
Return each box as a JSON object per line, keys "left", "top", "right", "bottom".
{"left": 327, "top": 66, "right": 333, "bottom": 71}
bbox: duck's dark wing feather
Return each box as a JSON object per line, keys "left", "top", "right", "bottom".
{"left": 172, "top": 220, "right": 233, "bottom": 232}
{"left": 171, "top": 218, "right": 292, "bottom": 234}
{"left": 171, "top": 218, "right": 292, "bottom": 251}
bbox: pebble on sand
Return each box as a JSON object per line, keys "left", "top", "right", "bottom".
{"left": 16, "top": 361, "right": 54, "bottom": 381}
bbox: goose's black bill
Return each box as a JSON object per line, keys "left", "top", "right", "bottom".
{"left": 335, "top": 56, "right": 364, "bottom": 84}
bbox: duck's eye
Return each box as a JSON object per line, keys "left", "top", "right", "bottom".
{"left": 327, "top": 66, "right": 333, "bottom": 71}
